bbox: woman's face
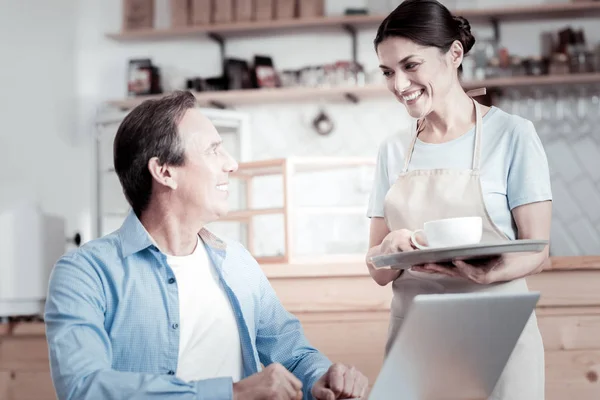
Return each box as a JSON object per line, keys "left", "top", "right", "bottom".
{"left": 377, "top": 36, "right": 461, "bottom": 119}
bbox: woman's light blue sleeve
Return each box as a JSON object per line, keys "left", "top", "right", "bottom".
{"left": 507, "top": 120, "right": 553, "bottom": 210}
{"left": 367, "top": 141, "right": 391, "bottom": 218}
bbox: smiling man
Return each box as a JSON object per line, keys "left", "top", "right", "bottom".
{"left": 44, "top": 91, "right": 368, "bottom": 400}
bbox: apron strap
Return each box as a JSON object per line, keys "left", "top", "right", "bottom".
{"left": 466, "top": 87, "right": 487, "bottom": 98}
{"left": 472, "top": 98, "right": 483, "bottom": 172}
{"left": 402, "top": 119, "right": 420, "bottom": 173}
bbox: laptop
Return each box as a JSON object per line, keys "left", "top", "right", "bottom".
{"left": 360, "top": 291, "right": 540, "bottom": 400}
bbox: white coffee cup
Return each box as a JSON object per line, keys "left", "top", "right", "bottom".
{"left": 410, "top": 216, "right": 483, "bottom": 249}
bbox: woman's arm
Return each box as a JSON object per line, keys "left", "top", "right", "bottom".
{"left": 428, "top": 200, "right": 553, "bottom": 284}
{"left": 366, "top": 217, "right": 403, "bottom": 286}
{"left": 490, "top": 200, "right": 552, "bottom": 281}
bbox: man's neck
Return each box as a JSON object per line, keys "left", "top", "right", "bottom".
{"left": 140, "top": 203, "right": 204, "bottom": 256}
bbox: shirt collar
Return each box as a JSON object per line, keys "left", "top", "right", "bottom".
{"left": 118, "top": 210, "right": 227, "bottom": 258}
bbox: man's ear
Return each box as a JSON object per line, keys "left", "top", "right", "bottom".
{"left": 448, "top": 40, "right": 464, "bottom": 69}
{"left": 148, "top": 157, "right": 178, "bottom": 190}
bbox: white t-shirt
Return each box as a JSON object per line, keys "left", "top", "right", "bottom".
{"left": 166, "top": 236, "right": 243, "bottom": 383}
{"left": 367, "top": 106, "right": 553, "bottom": 239}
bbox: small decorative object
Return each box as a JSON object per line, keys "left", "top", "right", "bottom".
{"left": 234, "top": 0, "right": 254, "bottom": 21}
{"left": 191, "top": 0, "right": 212, "bottom": 25}
{"left": 312, "top": 109, "right": 334, "bottom": 136}
{"left": 224, "top": 58, "right": 254, "bottom": 90}
{"left": 298, "top": 0, "right": 323, "bottom": 18}
{"left": 127, "top": 59, "right": 162, "bottom": 96}
{"left": 170, "top": 0, "right": 190, "bottom": 27}
{"left": 254, "top": 0, "right": 274, "bottom": 21}
{"left": 275, "top": 0, "right": 296, "bottom": 19}
{"left": 253, "top": 55, "right": 280, "bottom": 88}
{"left": 123, "top": 0, "right": 154, "bottom": 30}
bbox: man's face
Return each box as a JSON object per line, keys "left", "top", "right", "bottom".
{"left": 172, "top": 108, "right": 238, "bottom": 223}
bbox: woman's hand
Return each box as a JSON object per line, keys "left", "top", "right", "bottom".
{"left": 412, "top": 257, "right": 502, "bottom": 284}
{"left": 380, "top": 228, "right": 421, "bottom": 254}
{"left": 412, "top": 250, "right": 549, "bottom": 284}
{"left": 367, "top": 219, "right": 427, "bottom": 286}
{"left": 412, "top": 201, "right": 552, "bottom": 283}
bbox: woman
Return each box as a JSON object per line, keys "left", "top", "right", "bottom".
{"left": 365, "top": 1, "right": 552, "bottom": 399}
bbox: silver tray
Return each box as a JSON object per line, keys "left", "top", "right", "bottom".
{"left": 370, "top": 240, "right": 549, "bottom": 269}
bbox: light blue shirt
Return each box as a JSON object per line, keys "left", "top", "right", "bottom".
{"left": 45, "top": 211, "right": 331, "bottom": 400}
{"left": 367, "top": 107, "right": 552, "bottom": 239}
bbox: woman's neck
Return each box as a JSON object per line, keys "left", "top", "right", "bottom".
{"left": 418, "top": 88, "right": 477, "bottom": 144}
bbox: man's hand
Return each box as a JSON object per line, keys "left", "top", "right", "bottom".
{"left": 312, "top": 363, "right": 369, "bottom": 400}
{"left": 233, "top": 363, "right": 303, "bottom": 400}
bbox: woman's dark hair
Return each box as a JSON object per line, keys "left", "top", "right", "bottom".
{"left": 113, "top": 91, "right": 196, "bottom": 216}
{"left": 374, "top": 0, "right": 475, "bottom": 60}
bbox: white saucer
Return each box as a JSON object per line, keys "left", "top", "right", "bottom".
{"left": 370, "top": 239, "right": 549, "bottom": 269}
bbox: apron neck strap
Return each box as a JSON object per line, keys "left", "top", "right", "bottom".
{"left": 472, "top": 98, "right": 483, "bottom": 172}
{"left": 401, "top": 97, "right": 484, "bottom": 173}
{"left": 402, "top": 119, "right": 420, "bottom": 173}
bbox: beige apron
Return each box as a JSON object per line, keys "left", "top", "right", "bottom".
{"left": 383, "top": 99, "right": 544, "bottom": 400}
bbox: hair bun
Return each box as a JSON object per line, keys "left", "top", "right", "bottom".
{"left": 453, "top": 16, "right": 470, "bottom": 31}
{"left": 453, "top": 15, "right": 475, "bottom": 54}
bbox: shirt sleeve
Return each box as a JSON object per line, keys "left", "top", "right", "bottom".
{"left": 44, "top": 254, "right": 233, "bottom": 400}
{"left": 367, "top": 139, "right": 392, "bottom": 218}
{"left": 506, "top": 119, "right": 553, "bottom": 210}
{"left": 252, "top": 255, "right": 332, "bottom": 400}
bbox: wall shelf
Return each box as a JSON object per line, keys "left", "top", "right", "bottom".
{"left": 107, "top": 72, "right": 600, "bottom": 110}
{"left": 107, "top": 2, "right": 600, "bottom": 41}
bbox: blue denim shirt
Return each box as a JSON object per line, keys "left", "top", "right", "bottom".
{"left": 45, "top": 211, "right": 332, "bottom": 400}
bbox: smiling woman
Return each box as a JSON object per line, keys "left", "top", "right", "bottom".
{"left": 374, "top": 0, "right": 475, "bottom": 120}
{"left": 365, "top": 1, "right": 553, "bottom": 399}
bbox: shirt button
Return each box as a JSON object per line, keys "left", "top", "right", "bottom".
{"left": 167, "top": 370, "right": 175, "bottom": 375}
{"left": 172, "top": 323, "right": 179, "bottom": 329}
{"left": 168, "top": 278, "right": 175, "bottom": 284}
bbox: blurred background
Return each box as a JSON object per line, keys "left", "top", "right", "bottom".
{"left": 1, "top": 0, "right": 599, "bottom": 399}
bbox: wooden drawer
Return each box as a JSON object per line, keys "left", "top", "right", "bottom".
{"left": 546, "top": 350, "right": 600, "bottom": 400}
{"left": 298, "top": 311, "right": 389, "bottom": 383}
{"left": 0, "top": 371, "right": 10, "bottom": 400}
{"left": 8, "top": 371, "right": 55, "bottom": 400}
{"left": 0, "top": 336, "right": 49, "bottom": 371}
{"left": 538, "top": 309, "right": 600, "bottom": 351}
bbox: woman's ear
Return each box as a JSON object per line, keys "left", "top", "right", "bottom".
{"left": 448, "top": 40, "right": 465, "bottom": 69}
{"left": 148, "top": 157, "right": 178, "bottom": 190}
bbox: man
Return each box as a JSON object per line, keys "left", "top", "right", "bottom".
{"left": 45, "top": 91, "right": 369, "bottom": 400}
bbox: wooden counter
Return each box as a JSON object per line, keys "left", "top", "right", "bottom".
{"left": 263, "top": 256, "right": 600, "bottom": 400}
{"left": 1, "top": 257, "right": 599, "bottom": 399}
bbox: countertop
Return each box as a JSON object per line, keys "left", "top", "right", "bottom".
{"left": 1, "top": 256, "right": 598, "bottom": 335}
{"left": 260, "top": 256, "right": 600, "bottom": 278}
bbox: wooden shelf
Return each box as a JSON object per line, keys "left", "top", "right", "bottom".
{"left": 232, "top": 157, "right": 375, "bottom": 177}
{"left": 108, "top": 85, "right": 385, "bottom": 109}
{"left": 221, "top": 206, "right": 367, "bottom": 221}
{"left": 107, "top": 2, "right": 600, "bottom": 41}
{"left": 220, "top": 207, "right": 284, "bottom": 221}
{"left": 107, "top": 73, "right": 600, "bottom": 109}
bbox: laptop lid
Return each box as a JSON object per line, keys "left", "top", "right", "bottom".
{"left": 366, "top": 291, "right": 540, "bottom": 400}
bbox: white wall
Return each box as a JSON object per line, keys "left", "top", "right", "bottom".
{"left": 0, "top": 0, "right": 90, "bottom": 246}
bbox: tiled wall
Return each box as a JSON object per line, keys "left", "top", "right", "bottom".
{"left": 496, "top": 86, "right": 600, "bottom": 256}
